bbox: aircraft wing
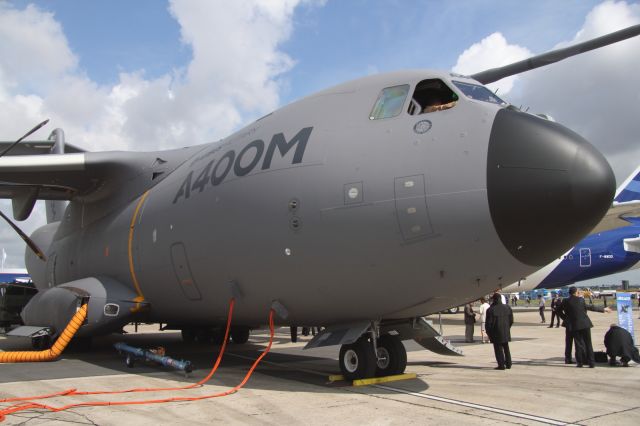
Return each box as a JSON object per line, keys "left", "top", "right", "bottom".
{"left": 0, "top": 152, "right": 130, "bottom": 220}
{"left": 0, "top": 139, "right": 89, "bottom": 202}
{"left": 590, "top": 201, "right": 640, "bottom": 234}
{"left": 0, "top": 146, "right": 200, "bottom": 221}
{"left": 590, "top": 164, "right": 640, "bottom": 234}
{"left": 0, "top": 153, "right": 94, "bottom": 202}
{"left": 0, "top": 140, "right": 85, "bottom": 155}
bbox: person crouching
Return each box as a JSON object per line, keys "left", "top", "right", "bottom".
{"left": 604, "top": 324, "right": 640, "bottom": 367}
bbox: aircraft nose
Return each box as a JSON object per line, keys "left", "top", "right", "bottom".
{"left": 487, "top": 108, "right": 615, "bottom": 266}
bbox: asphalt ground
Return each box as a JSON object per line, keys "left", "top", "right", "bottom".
{"left": 1, "top": 307, "right": 639, "bottom": 425}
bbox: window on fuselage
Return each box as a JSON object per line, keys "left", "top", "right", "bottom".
{"left": 408, "top": 79, "right": 458, "bottom": 115}
{"left": 369, "top": 84, "right": 410, "bottom": 120}
{"left": 452, "top": 81, "right": 507, "bottom": 106}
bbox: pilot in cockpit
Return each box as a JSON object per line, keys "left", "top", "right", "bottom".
{"left": 407, "top": 79, "right": 459, "bottom": 115}
{"left": 421, "top": 90, "right": 456, "bottom": 113}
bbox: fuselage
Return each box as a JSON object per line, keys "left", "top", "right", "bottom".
{"left": 25, "top": 70, "right": 615, "bottom": 327}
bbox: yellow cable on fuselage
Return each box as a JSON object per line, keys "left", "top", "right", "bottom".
{"left": 128, "top": 191, "right": 150, "bottom": 311}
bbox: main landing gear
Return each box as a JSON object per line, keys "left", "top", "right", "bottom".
{"left": 338, "top": 329, "right": 407, "bottom": 381}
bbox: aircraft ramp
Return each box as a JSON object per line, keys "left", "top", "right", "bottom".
{"left": 305, "top": 317, "right": 463, "bottom": 356}
{"left": 381, "top": 317, "right": 463, "bottom": 356}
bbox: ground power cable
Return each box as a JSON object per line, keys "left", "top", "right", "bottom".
{"left": 0, "top": 303, "right": 276, "bottom": 423}
{"left": 1, "top": 298, "right": 235, "bottom": 402}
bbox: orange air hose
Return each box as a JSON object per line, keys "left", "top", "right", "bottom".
{"left": 0, "top": 307, "right": 276, "bottom": 423}
{"left": 0, "top": 303, "right": 88, "bottom": 363}
{"left": 1, "top": 298, "right": 236, "bottom": 403}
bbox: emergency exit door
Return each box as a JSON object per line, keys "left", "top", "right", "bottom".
{"left": 579, "top": 248, "right": 591, "bottom": 267}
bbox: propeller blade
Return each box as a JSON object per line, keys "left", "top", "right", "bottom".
{"left": 0, "top": 118, "right": 50, "bottom": 158}
{"left": 471, "top": 24, "right": 640, "bottom": 84}
{"left": 0, "top": 210, "right": 47, "bottom": 261}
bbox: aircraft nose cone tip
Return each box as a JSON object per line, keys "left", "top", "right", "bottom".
{"left": 487, "top": 108, "right": 615, "bottom": 267}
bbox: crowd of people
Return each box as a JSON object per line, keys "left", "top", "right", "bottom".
{"left": 462, "top": 288, "right": 639, "bottom": 369}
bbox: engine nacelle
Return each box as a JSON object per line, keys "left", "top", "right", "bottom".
{"left": 21, "top": 276, "right": 139, "bottom": 337}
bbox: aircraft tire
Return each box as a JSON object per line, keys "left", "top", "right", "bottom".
{"left": 230, "top": 326, "right": 250, "bottom": 344}
{"left": 375, "top": 334, "right": 407, "bottom": 377}
{"left": 339, "top": 336, "right": 376, "bottom": 380}
{"left": 125, "top": 354, "right": 135, "bottom": 368}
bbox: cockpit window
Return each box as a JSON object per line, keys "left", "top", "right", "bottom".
{"left": 369, "top": 85, "right": 410, "bottom": 120}
{"left": 452, "top": 81, "right": 507, "bottom": 106}
{"left": 408, "top": 79, "right": 458, "bottom": 115}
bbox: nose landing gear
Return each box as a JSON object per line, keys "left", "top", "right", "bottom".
{"left": 339, "top": 336, "right": 376, "bottom": 380}
{"left": 338, "top": 331, "right": 407, "bottom": 381}
{"left": 375, "top": 334, "right": 407, "bottom": 377}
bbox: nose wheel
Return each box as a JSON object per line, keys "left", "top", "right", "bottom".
{"left": 338, "top": 333, "right": 407, "bottom": 380}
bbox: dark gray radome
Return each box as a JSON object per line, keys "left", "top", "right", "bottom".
{"left": 487, "top": 108, "right": 615, "bottom": 266}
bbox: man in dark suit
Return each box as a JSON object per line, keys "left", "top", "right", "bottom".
{"left": 562, "top": 317, "right": 573, "bottom": 364}
{"left": 486, "top": 292, "right": 514, "bottom": 370}
{"left": 558, "top": 287, "right": 596, "bottom": 368}
{"left": 604, "top": 324, "right": 640, "bottom": 366}
{"left": 549, "top": 293, "right": 561, "bottom": 328}
{"left": 562, "top": 295, "right": 610, "bottom": 364}
{"left": 464, "top": 303, "right": 476, "bottom": 343}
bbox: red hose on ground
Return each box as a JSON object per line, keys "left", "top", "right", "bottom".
{"left": 0, "top": 305, "right": 275, "bottom": 423}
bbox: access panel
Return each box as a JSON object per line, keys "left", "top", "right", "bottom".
{"left": 394, "top": 174, "right": 434, "bottom": 241}
{"left": 170, "top": 242, "right": 202, "bottom": 300}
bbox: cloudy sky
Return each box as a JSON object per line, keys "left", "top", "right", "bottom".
{"left": 0, "top": 0, "right": 639, "bottom": 286}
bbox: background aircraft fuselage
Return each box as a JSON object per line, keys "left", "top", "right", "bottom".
{"left": 507, "top": 219, "right": 640, "bottom": 291}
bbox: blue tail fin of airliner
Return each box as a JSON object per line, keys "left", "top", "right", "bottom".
{"left": 615, "top": 165, "right": 640, "bottom": 203}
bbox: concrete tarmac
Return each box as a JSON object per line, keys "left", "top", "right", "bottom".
{"left": 1, "top": 308, "right": 639, "bottom": 425}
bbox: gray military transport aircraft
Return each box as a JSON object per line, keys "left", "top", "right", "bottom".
{"left": 1, "top": 25, "right": 639, "bottom": 380}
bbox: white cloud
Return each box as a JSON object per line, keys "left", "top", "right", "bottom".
{"left": 0, "top": 0, "right": 311, "bottom": 267}
{"left": 453, "top": 1, "right": 640, "bottom": 184}
{"left": 452, "top": 32, "right": 532, "bottom": 95}
{"left": 0, "top": 3, "right": 77, "bottom": 92}
{"left": 0, "top": 200, "right": 46, "bottom": 269}
{"left": 0, "top": 0, "right": 308, "bottom": 150}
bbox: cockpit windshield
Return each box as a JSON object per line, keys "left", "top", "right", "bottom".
{"left": 452, "top": 81, "right": 507, "bottom": 106}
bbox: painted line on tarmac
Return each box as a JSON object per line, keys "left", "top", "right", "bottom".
{"left": 374, "top": 384, "right": 570, "bottom": 425}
